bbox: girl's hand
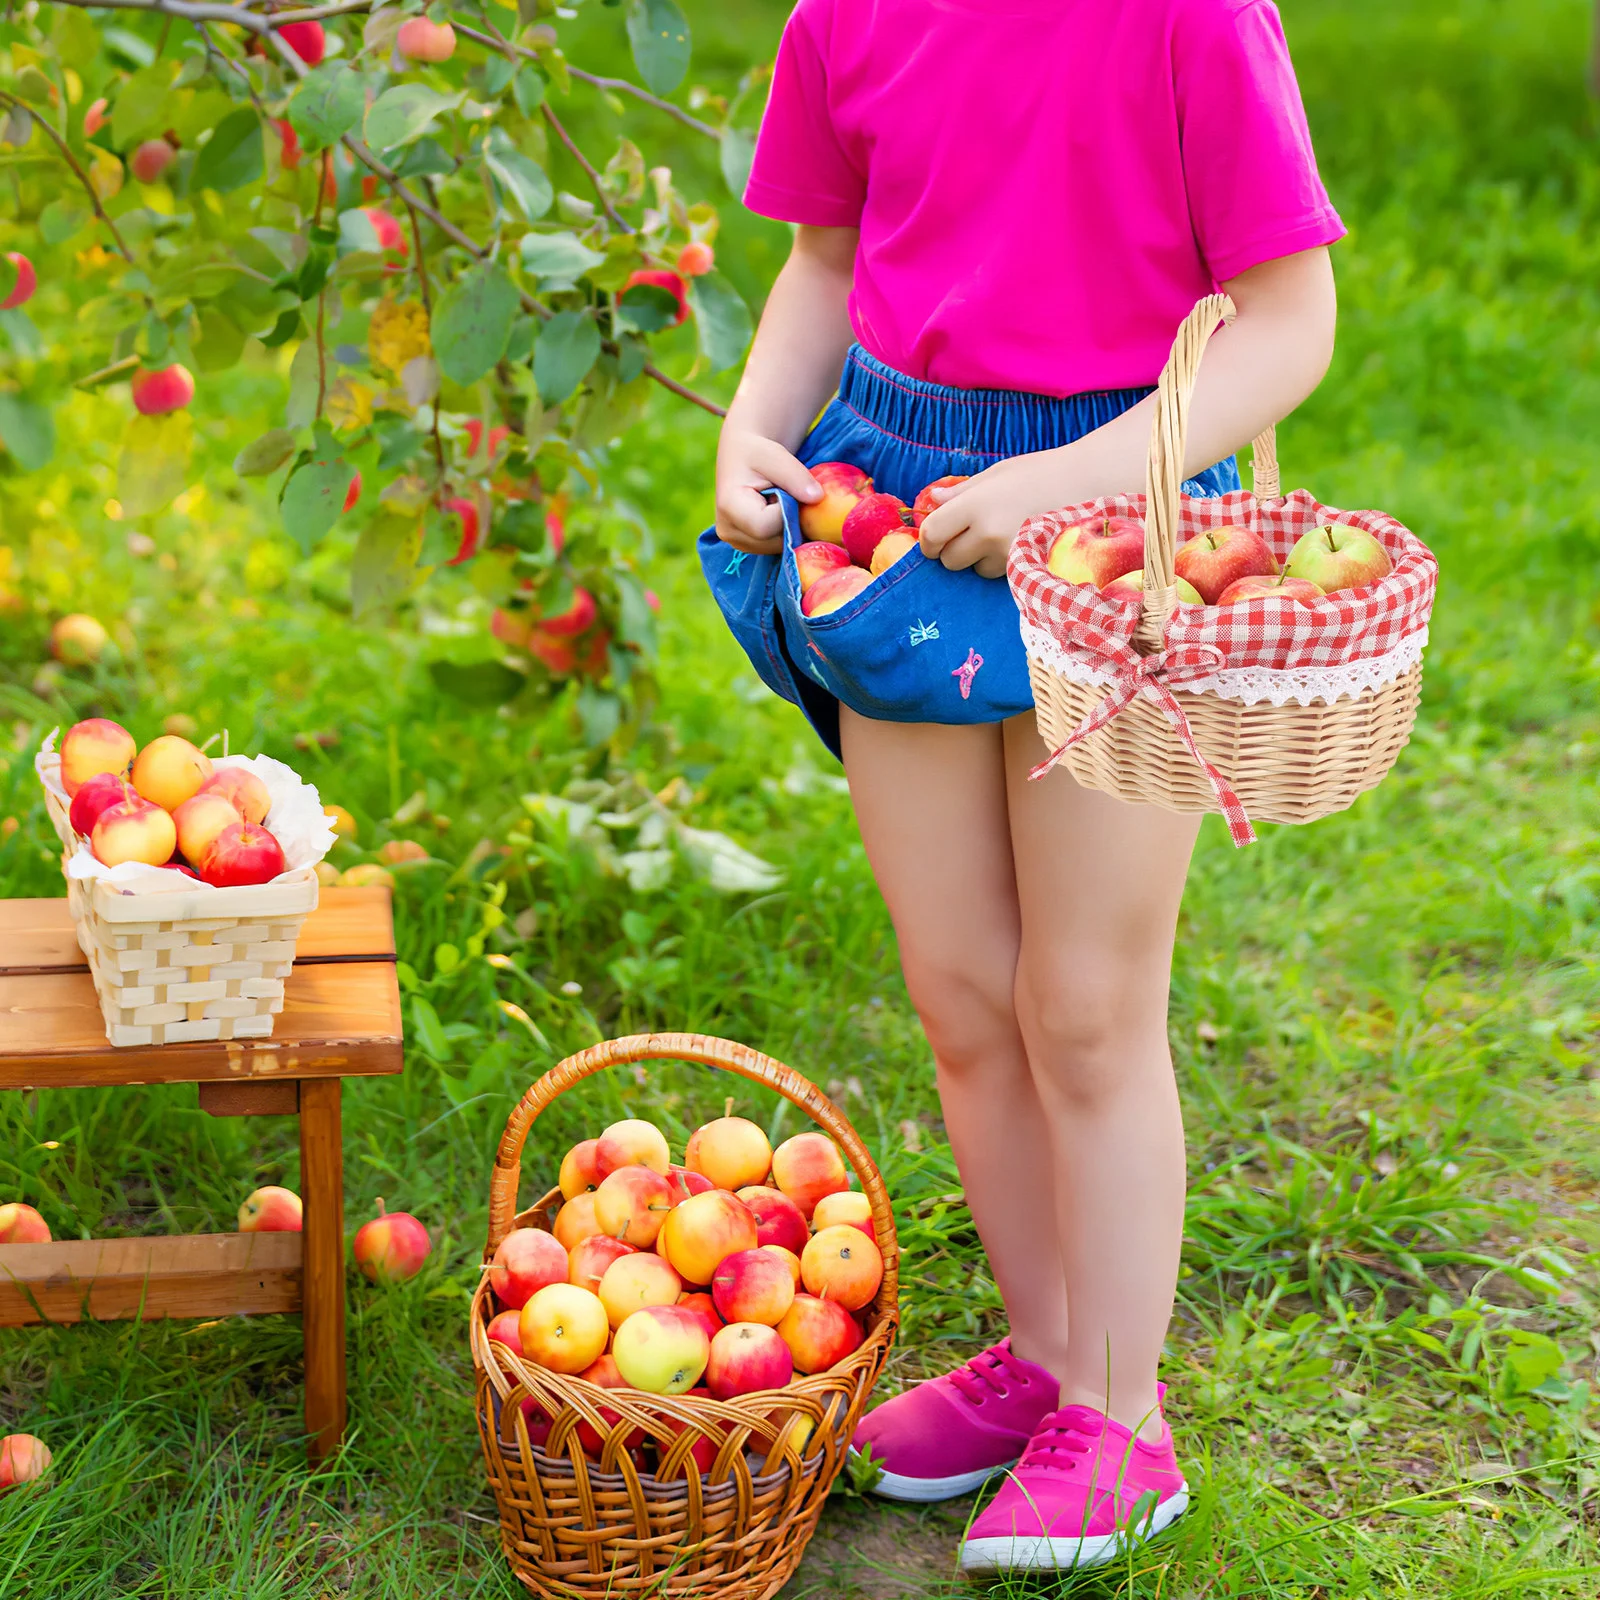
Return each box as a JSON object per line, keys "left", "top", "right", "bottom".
{"left": 917, "top": 449, "right": 1087, "bottom": 578}
{"left": 714, "top": 431, "right": 821, "bottom": 553}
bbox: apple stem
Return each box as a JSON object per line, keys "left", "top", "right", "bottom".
{"left": 724, "top": 1096, "right": 734, "bottom": 1120}
{"left": 376, "top": 1197, "right": 387, "bottom": 1217}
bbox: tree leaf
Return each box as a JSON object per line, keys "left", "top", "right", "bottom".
{"left": 285, "top": 335, "right": 333, "bottom": 428}
{"left": 719, "top": 125, "right": 755, "bottom": 198}
{"left": 484, "top": 141, "right": 553, "bottom": 222}
{"left": 110, "top": 62, "right": 175, "bottom": 147}
{"left": 38, "top": 200, "right": 90, "bottom": 246}
{"left": 193, "top": 307, "right": 247, "bottom": 374}
{"left": 117, "top": 412, "right": 192, "bottom": 517}
{"left": 351, "top": 511, "right": 423, "bottom": 616}
{"left": 364, "top": 85, "right": 461, "bottom": 152}
{"left": 686, "top": 270, "right": 752, "bottom": 372}
{"left": 0, "top": 392, "right": 54, "bottom": 472}
{"left": 288, "top": 61, "right": 368, "bottom": 153}
{"left": 431, "top": 263, "right": 518, "bottom": 386}
{"left": 408, "top": 994, "right": 452, "bottom": 1060}
{"left": 233, "top": 427, "right": 299, "bottom": 477}
{"left": 427, "top": 659, "right": 527, "bottom": 706}
{"left": 626, "top": 0, "right": 691, "bottom": 96}
{"left": 532, "top": 311, "right": 601, "bottom": 405}
{"left": 279, "top": 441, "right": 353, "bottom": 554}
{"left": 519, "top": 230, "right": 606, "bottom": 286}
{"left": 192, "top": 108, "right": 264, "bottom": 195}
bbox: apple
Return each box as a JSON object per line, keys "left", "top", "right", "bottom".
{"left": 173, "top": 792, "right": 242, "bottom": 864}
{"left": 129, "top": 137, "right": 176, "bottom": 184}
{"left": 777, "top": 1293, "right": 863, "bottom": 1375}
{"left": 342, "top": 470, "right": 361, "bottom": 512}
{"left": 573, "top": 1352, "right": 645, "bottom": 1458}
{"left": 491, "top": 608, "right": 529, "bottom": 650}
{"left": 442, "top": 496, "right": 482, "bottom": 565}
{"left": 201, "top": 766, "right": 272, "bottom": 825}
{"left": 610, "top": 1304, "right": 710, "bottom": 1394}
{"left": 665, "top": 1165, "right": 714, "bottom": 1206}
{"left": 1218, "top": 572, "right": 1325, "bottom": 605}
{"left": 793, "top": 541, "right": 853, "bottom": 594}
{"left": 598, "top": 1251, "right": 683, "bottom": 1329}
{"left": 464, "top": 419, "right": 510, "bottom": 458}
{"left": 490, "top": 1227, "right": 570, "bottom": 1309}
{"left": 801, "top": 1225, "right": 884, "bottom": 1312}
{"left": 770, "top": 1132, "right": 849, "bottom": 1219}
{"left": 59, "top": 718, "right": 136, "bottom": 798}
{"left": 1102, "top": 568, "right": 1205, "bottom": 605}
{"left": 676, "top": 1290, "right": 722, "bottom": 1341}
{"left": 706, "top": 1321, "right": 793, "bottom": 1400}
{"left": 654, "top": 1385, "right": 725, "bottom": 1477}
{"left": 797, "top": 461, "right": 872, "bottom": 544}
{"left": 559, "top": 1139, "right": 602, "bottom": 1200}
{"left": 0, "top": 1434, "right": 51, "bottom": 1492}
{"left": 1172, "top": 524, "right": 1278, "bottom": 605}
{"left": 621, "top": 268, "right": 688, "bottom": 326}
{"left": 659, "top": 1189, "right": 758, "bottom": 1287}
{"left": 527, "top": 629, "right": 577, "bottom": 675}
{"left": 0, "top": 1203, "right": 50, "bottom": 1244}
{"left": 711, "top": 1247, "right": 795, "bottom": 1327}
{"left": 593, "top": 1165, "right": 674, "bottom": 1248}
{"left": 237, "top": 1185, "right": 302, "bottom": 1233}
{"left": 1, "top": 252, "right": 35, "bottom": 312}
{"left": 352, "top": 1199, "right": 432, "bottom": 1283}
{"left": 677, "top": 241, "right": 715, "bottom": 277}
{"left": 68, "top": 773, "right": 133, "bottom": 839}
{"left": 594, "top": 1119, "right": 671, "bottom": 1181}
{"left": 869, "top": 531, "right": 920, "bottom": 577}
{"left": 131, "top": 734, "right": 213, "bottom": 811}
{"left": 800, "top": 565, "right": 872, "bottom": 618}
{"left": 812, "top": 1190, "right": 874, "bottom": 1240}
{"left": 552, "top": 1192, "right": 603, "bottom": 1251}
{"left": 1047, "top": 516, "right": 1147, "bottom": 588}
{"left": 276, "top": 118, "right": 301, "bottom": 171}
{"left": 277, "top": 19, "right": 326, "bottom": 65}
{"left": 361, "top": 207, "right": 409, "bottom": 259}
{"left": 324, "top": 804, "right": 358, "bottom": 841}
{"left": 130, "top": 363, "right": 193, "bottom": 415}
{"left": 196, "top": 821, "right": 287, "bottom": 887}
{"left": 519, "top": 1282, "right": 609, "bottom": 1374}
{"left": 735, "top": 1186, "right": 809, "bottom": 1255}
{"left": 91, "top": 797, "right": 177, "bottom": 869}
{"left": 540, "top": 586, "right": 597, "bottom": 638}
{"left": 338, "top": 864, "right": 394, "bottom": 890}
{"left": 842, "top": 492, "right": 914, "bottom": 569}
{"left": 83, "top": 97, "right": 108, "bottom": 138}
{"left": 686, "top": 1116, "right": 772, "bottom": 1191}
{"left": 49, "top": 614, "right": 110, "bottom": 666}
{"left": 567, "top": 1233, "right": 634, "bottom": 1295}
{"left": 762, "top": 1245, "right": 802, "bottom": 1285}
{"left": 376, "top": 840, "right": 427, "bottom": 866}
{"left": 397, "top": 16, "right": 456, "bottom": 60}
{"left": 911, "top": 475, "right": 969, "bottom": 526}
{"left": 486, "top": 1309, "right": 524, "bottom": 1356}
{"left": 1283, "top": 523, "right": 1393, "bottom": 593}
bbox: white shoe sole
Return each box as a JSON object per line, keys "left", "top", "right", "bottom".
{"left": 849, "top": 1448, "right": 1019, "bottom": 1503}
{"left": 959, "top": 1490, "right": 1190, "bottom": 1571}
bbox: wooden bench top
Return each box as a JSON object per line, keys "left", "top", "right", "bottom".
{"left": 0, "top": 888, "right": 404, "bottom": 1089}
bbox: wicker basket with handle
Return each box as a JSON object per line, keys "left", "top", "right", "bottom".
{"left": 1008, "top": 294, "right": 1437, "bottom": 845}
{"left": 470, "top": 1033, "right": 899, "bottom": 1600}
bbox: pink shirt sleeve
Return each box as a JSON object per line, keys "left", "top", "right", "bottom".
{"left": 1176, "top": 0, "right": 1345, "bottom": 285}
{"left": 743, "top": 4, "right": 866, "bottom": 229}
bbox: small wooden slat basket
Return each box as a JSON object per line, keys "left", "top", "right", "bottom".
{"left": 470, "top": 1033, "right": 899, "bottom": 1600}
{"left": 39, "top": 765, "right": 317, "bottom": 1047}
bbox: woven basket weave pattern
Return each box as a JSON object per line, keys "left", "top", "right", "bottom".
{"left": 471, "top": 1033, "right": 898, "bottom": 1600}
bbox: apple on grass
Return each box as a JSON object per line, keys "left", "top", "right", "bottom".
{"left": 132, "top": 734, "right": 213, "bottom": 811}
{"left": 196, "top": 821, "right": 287, "bottom": 888}
{"left": 519, "top": 1282, "right": 609, "bottom": 1375}
{"left": 91, "top": 798, "right": 176, "bottom": 869}
{"left": 397, "top": 16, "right": 456, "bottom": 60}
{"left": 1283, "top": 523, "right": 1393, "bottom": 593}
{"left": 801, "top": 1225, "right": 884, "bottom": 1311}
{"left": 912, "top": 476, "right": 969, "bottom": 526}
{"left": 706, "top": 1322, "right": 793, "bottom": 1400}
{"left": 1218, "top": 572, "right": 1325, "bottom": 605}
{"left": 711, "top": 1247, "right": 795, "bottom": 1327}
{"left": 50, "top": 615, "right": 110, "bottom": 666}
{"left": 800, "top": 566, "right": 872, "bottom": 618}
{"left": 812, "top": 1190, "right": 874, "bottom": 1239}
{"left": 1101, "top": 569, "right": 1205, "bottom": 605}
{"left": 1047, "top": 517, "right": 1147, "bottom": 588}
{"left": 567, "top": 1233, "right": 634, "bottom": 1295}
{"left": 201, "top": 766, "right": 272, "bottom": 825}
{"left": 686, "top": 1116, "right": 772, "bottom": 1191}
{"left": 777, "top": 1294, "right": 863, "bottom": 1375}
{"left": 611, "top": 1304, "right": 711, "bottom": 1394}
{"left": 559, "top": 1139, "right": 602, "bottom": 1199}
{"left": 60, "top": 717, "right": 136, "bottom": 798}
{"left": 0, "top": 1202, "right": 51, "bottom": 1244}
{"left": 490, "top": 1227, "right": 569, "bottom": 1309}
{"left": 842, "top": 493, "right": 915, "bottom": 569}
{"left": 659, "top": 1189, "right": 759, "bottom": 1287}
{"left": 173, "top": 792, "right": 242, "bottom": 864}
{"left": 794, "top": 541, "right": 852, "bottom": 594}
{"left": 352, "top": 1199, "right": 431, "bottom": 1284}
{"left": 797, "top": 462, "right": 872, "bottom": 543}
{"left": 770, "top": 1132, "right": 849, "bottom": 1220}
{"left": 0, "top": 1435, "right": 51, "bottom": 1491}
{"left": 593, "top": 1165, "right": 674, "bottom": 1247}
{"left": 552, "top": 1192, "right": 603, "bottom": 1251}
{"left": 598, "top": 1252, "right": 683, "bottom": 1329}
{"left": 1172, "top": 524, "right": 1278, "bottom": 605}
{"left": 131, "top": 364, "right": 193, "bottom": 415}
{"left": 1, "top": 252, "right": 35, "bottom": 312}
{"left": 594, "top": 1119, "right": 671, "bottom": 1181}
{"left": 238, "top": 1186, "right": 301, "bottom": 1233}
{"left": 735, "top": 1185, "right": 810, "bottom": 1255}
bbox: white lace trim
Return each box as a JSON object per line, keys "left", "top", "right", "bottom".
{"left": 1020, "top": 623, "right": 1429, "bottom": 706}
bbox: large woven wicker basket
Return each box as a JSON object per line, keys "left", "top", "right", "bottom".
{"left": 470, "top": 1033, "right": 899, "bottom": 1600}
{"left": 1013, "top": 294, "right": 1435, "bottom": 839}
{"left": 38, "top": 755, "right": 318, "bottom": 1047}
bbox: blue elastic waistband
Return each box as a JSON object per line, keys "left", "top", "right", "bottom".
{"left": 836, "top": 345, "right": 1154, "bottom": 461}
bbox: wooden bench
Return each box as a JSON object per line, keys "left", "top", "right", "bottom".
{"left": 0, "top": 886, "right": 403, "bottom": 1461}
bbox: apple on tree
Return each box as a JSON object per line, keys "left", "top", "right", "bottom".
{"left": 1, "top": 253, "right": 35, "bottom": 312}
{"left": 397, "top": 17, "right": 457, "bottom": 61}
{"left": 130, "top": 364, "right": 194, "bottom": 416}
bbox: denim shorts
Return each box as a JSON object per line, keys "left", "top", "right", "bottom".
{"left": 699, "top": 345, "right": 1240, "bottom": 759}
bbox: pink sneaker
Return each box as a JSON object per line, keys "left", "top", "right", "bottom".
{"left": 850, "top": 1340, "right": 1059, "bottom": 1502}
{"left": 959, "top": 1400, "right": 1188, "bottom": 1571}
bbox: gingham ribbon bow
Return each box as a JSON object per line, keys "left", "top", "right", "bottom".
{"left": 1029, "top": 643, "right": 1258, "bottom": 846}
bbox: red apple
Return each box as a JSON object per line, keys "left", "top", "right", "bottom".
{"left": 711, "top": 1247, "right": 795, "bottom": 1327}
{"left": 559, "top": 1139, "right": 602, "bottom": 1200}
{"left": 762, "top": 1244, "right": 802, "bottom": 1285}
{"left": 443, "top": 497, "right": 482, "bottom": 565}
{"left": 540, "top": 586, "right": 596, "bottom": 638}
{"left": 567, "top": 1233, "right": 635, "bottom": 1295}
{"left": 0, "top": 1203, "right": 51, "bottom": 1244}
{"left": 598, "top": 1251, "right": 683, "bottom": 1329}
{"left": 911, "top": 475, "right": 969, "bottom": 526}
{"left": 83, "top": 97, "right": 108, "bottom": 138}
{"left": 342, "top": 470, "right": 361, "bottom": 512}
{"left": 1282, "top": 523, "right": 1393, "bottom": 594}
{"left": 352, "top": 1199, "right": 432, "bottom": 1283}
{"left": 132, "top": 734, "right": 213, "bottom": 811}
{"left": 654, "top": 1385, "right": 724, "bottom": 1478}
{"left": 486, "top": 1309, "right": 524, "bottom": 1356}
{"left": 277, "top": 19, "right": 326, "bottom": 65}
{"left": 68, "top": 772, "right": 135, "bottom": 838}
{"left": 800, "top": 565, "right": 872, "bottom": 618}
{"left": 593, "top": 1165, "right": 674, "bottom": 1248}
{"left": 594, "top": 1119, "right": 671, "bottom": 1180}
{"left": 610, "top": 1304, "right": 710, "bottom": 1394}
{"left": 573, "top": 1351, "right": 645, "bottom": 1458}
{"left": 361, "top": 207, "right": 409, "bottom": 259}
{"left": 1172, "top": 524, "right": 1278, "bottom": 605}
{"left": 91, "top": 798, "right": 177, "bottom": 869}
{"left": 49, "top": 614, "right": 110, "bottom": 666}
{"left": 173, "top": 792, "right": 242, "bottom": 864}
{"left": 1, "top": 252, "right": 35, "bottom": 312}
{"left": 777, "top": 1293, "right": 863, "bottom": 1375}
{"left": 552, "top": 1192, "right": 603, "bottom": 1251}
{"left": 1047, "top": 516, "right": 1147, "bottom": 588}
{"left": 676, "top": 1290, "right": 723, "bottom": 1341}
{"left": 794, "top": 540, "right": 852, "bottom": 594}
{"left": 801, "top": 1224, "right": 884, "bottom": 1312}
{"left": 490, "top": 1227, "right": 570, "bottom": 1310}
{"left": 1102, "top": 568, "right": 1204, "bottom": 605}
{"left": 621, "top": 268, "right": 688, "bottom": 325}
{"left": 676, "top": 241, "right": 715, "bottom": 277}
{"left": 706, "top": 1321, "right": 794, "bottom": 1400}
{"left": 397, "top": 16, "right": 456, "bottom": 60}
{"left": 130, "top": 363, "right": 194, "bottom": 416}
{"left": 276, "top": 118, "right": 301, "bottom": 171}
{"left": 812, "top": 1190, "right": 875, "bottom": 1240}
{"left": 687, "top": 1116, "right": 772, "bottom": 1191}
{"left": 238, "top": 1185, "right": 302, "bottom": 1232}
{"left": 666, "top": 1164, "right": 714, "bottom": 1206}
{"left": 464, "top": 419, "right": 510, "bottom": 459}
{"left": 195, "top": 821, "right": 287, "bottom": 887}
{"left": 129, "top": 138, "right": 176, "bottom": 184}
{"left": 59, "top": 717, "right": 136, "bottom": 798}
{"left": 658, "top": 1189, "right": 759, "bottom": 1287}
{"left": 770, "top": 1132, "right": 849, "bottom": 1219}
{"left": 1217, "top": 572, "right": 1325, "bottom": 605}
{"left": 527, "top": 628, "right": 577, "bottom": 675}
{"left": 200, "top": 766, "right": 272, "bottom": 826}
{"left": 797, "top": 461, "right": 871, "bottom": 544}
{"left": 841, "top": 492, "right": 914, "bottom": 569}
{"left": 519, "top": 1282, "right": 608, "bottom": 1374}
{"left": 0, "top": 1434, "right": 51, "bottom": 1491}
{"left": 735, "top": 1185, "right": 809, "bottom": 1255}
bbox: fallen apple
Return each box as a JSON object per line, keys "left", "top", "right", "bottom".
{"left": 238, "top": 1185, "right": 302, "bottom": 1233}
{"left": 0, "top": 1434, "right": 51, "bottom": 1492}
{"left": 0, "top": 1202, "right": 50, "bottom": 1244}
{"left": 49, "top": 614, "right": 110, "bottom": 666}
{"left": 352, "top": 1199, "right": 432, "bottom": 1283}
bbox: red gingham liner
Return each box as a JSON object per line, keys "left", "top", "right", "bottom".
{"left": 1006, "top": 489, "right": 1438, "bottom": 843}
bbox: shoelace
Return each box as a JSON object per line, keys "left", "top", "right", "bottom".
{"left": 1020, "top": 1407, "right": 1103, "bottom": 1468}
{"left": 947, "top": 1344, "right": 1033, "bottom": 1407}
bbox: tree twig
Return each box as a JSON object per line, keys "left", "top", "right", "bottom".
{"left": 567, "top": 66, "right": 722, "bottom": 142}
{"left": 0, "top": 90, "right": 134, "bottom": 263}
{"left": 541, "top": 102, "right": 633, "bottom": 236}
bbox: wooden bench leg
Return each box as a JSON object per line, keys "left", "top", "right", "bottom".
{"left": 299, "top": 1078, "right": 346, "bottom": 1464}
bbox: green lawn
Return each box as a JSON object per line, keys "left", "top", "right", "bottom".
{"left": 3, "top": 0, "right": 1600, "bottom": 1594}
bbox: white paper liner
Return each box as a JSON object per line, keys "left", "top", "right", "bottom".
{"left": 36, "top": 730, "right": 338, "bottom": 895}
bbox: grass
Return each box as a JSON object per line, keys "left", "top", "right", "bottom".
{"left": 3, "top": 0, "right": 1600, "bottom": 1593}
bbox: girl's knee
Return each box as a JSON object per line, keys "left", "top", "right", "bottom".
{"left": 1014, "top": 957, "right": 1166, "bottom": 1105}
{"left": 901, "top": 952, "right": 1018, "bottom": 1075}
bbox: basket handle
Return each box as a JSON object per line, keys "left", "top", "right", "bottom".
{"left": 1135, "top": 295, "right": 1282, "bottom": 652}
{"left": 485, "top": 1032, "right": 899, "bottom": 1308}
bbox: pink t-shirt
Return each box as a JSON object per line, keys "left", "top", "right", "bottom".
{"left": 744, "top": 0, "right": 1344, "bottom": 397}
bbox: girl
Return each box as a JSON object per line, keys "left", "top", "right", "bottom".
{"left": 709, "top": 0, "right": 1342, "bottom": 1572}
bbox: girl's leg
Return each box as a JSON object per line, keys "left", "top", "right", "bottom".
{"left": 1003, "top": 715, "right": 1198, "bottom": 1440}
{"left": 839, "top": 707, "right": 1070, "bottom": 1375}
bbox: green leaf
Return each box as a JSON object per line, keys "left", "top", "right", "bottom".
{"left": 409, "top": 994, "right": 452, "bottom": 1060}
{"left": 233, "top": 427, "right": 299, "bottom": 477}
{"left": 285, "top": 335, "right": 332, "bottom": 428}
{"left": 192, "top": 108, "right": 264, "bottom": 195}
{"left": 111, "top": 62, "right": 177, "bottom": 147}
{"left": 0, "top": 392, "right": 55, "bottom": 472}
{"left": 576, "top": 684, "right": 622, "bottom": 746}
{"left": 288, "top": 61, "right": 368, "bottom": 153}
{"left": 364, "top": 85, "right": 461, "bottom": 152}
{"left": 719, "top": 125, "right": 755, "bottom": 198}
{"left": 484, "top": 141, "right": 553, "bottom": 222}
{"left": 38, "top": 201, "right": 90, "bottom": 247}
{"left": 519, "top": 231, "right": 606, "bottom": 286}
{"left": 351, "top": 511, "right": 424, "bottom": 616}
{"left": 431, "top": 263, "right": 518, "bottom": 386}
{"left": 428, "top": 659, "right": 527, "bottom": 706}
{"left": 280, "top": 441, "right": 354, "bottom": 555}
{"left": 615, "top": 573, "right": 658, "bottom": 663}
{"left": 117, "top": 412, "right": 192, "bottom": 517}
{"left": 617, "top": 282, "right": 679, "bottom": 334}
{"left": 13, "top": 66, "right": 56, "bottom": 107}
{"left": 511, "top": 67, "right": 546, "bottom": 116}
{"left": 686, "top": 270, "right": 752, "bottom": 372}
{"left": 626, "top": 0, "right": 691, "bottom": 96}
{"left": 532, "top": 311, "right": 601, "bottom": 405}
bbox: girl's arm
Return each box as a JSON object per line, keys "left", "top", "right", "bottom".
{"left": 918, "top": 248, "right": 1339, "bottom": 577}
{"left": 713, "top": 224, "right": 859, "bottom": 553}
